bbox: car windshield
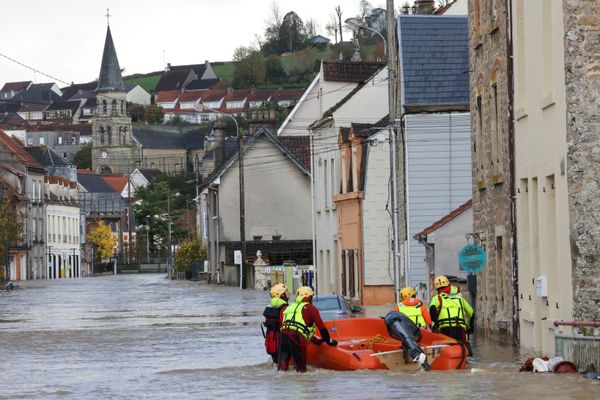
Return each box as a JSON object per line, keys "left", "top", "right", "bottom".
{"left": 313, "top": 297, "right": 341, "bottom": 310}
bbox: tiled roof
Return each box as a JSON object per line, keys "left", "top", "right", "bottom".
{"left": 0, "top": 130, "right": 44, "bottom": 168}
{"left": 156, "top": 90, "right": 180, "bottom": 103}
{"left": 96, "top": 26, "right": 125, "bottom": 92}
{"left": 101, "top": 175, "right": 129, "bottom": 193}
{"left": 61, "top": 81, "right": 97, "bottom": 100}
{"left": 155, "top": 69, "right": 194, "bottom": 92}
{"left": 414, "top": 199, "right": 473, "bottom": 237}
{"left": 200, "top": 89, "right": 227, "bottom": 103}
{"left": 18, "top": 102, "right": 49, "bottom": 112}
{"left": 1, "top": 81, "right": 31, "bottom": 93}
{"left": 11, "top": 83, "right": 62, "bottom": 102}
{"left": 322, "top": 60, "right": 385, "bottom": 82}
{"left": 77, "top": 173, "right": 116, "bottom": 193}
{"left": 272, "top": 88, "right": 304, "bottom": 102}
{"left": 186, "top": 78, "right": 220, "bottom": 91}
{"left": 0, "top": 102, "right": 22, "bottom": 113}
{"left": 224, "top": 89, "right": 251, "bottom": 102}
{"left": 179, "top": 91, "right": 203, "bottom": 102}
{"left": 398, "top": 15, "right": 469, "bottom": 108}
{"left": 248, "top": 90, "right": 272, "bottom": 103}
{"left": 0, "top": 112, "right": 26, "bottom": 125}
{"left": 138, "top": 169, "right": 162, "bottom": 183}
{"left": 170, "top": 63, "right": 208, "bottom": 78}
{"left": 278, "top": 135, "right": 311, "bottom": 172}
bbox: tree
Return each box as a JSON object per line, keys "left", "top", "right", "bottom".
{"left": 305, "top": 18, "right": 319, "bottom": 39}
{"left": 72, "top": 143, "right": 92, "bottom": 169}
{"left": 261, "top": 2, "right": 283, "bottom": 54}
{"left": 87, "top": 220, "right": 116, "bottom": 261}
{"left": 326, "top": 15, "right": 339, "bottom": 43}
{"left": 359, "top": 0, "right": 373, "bottom": 20}
{"left": 232, "top": 51, "right": 266, "bottom": 88}
{"left": 128, "top": 103, "right": 145, "bottom": 122}
{"left": 279, "top": 11, "right": 309, "bottom": 53}
{"left": 0, "top": 188, "right": 24, "bottom": 282}
{"left": 144, "top": 105, "right": 164, "bottom": 124}
{"left": 335, "top": 5, "right": 344, "bottom": 43}
{"left": 232, "top": 46, "right": 252, "bottom": 62}
{"left": 265, "top": 55, "right": 287, "bottom": 84}
{"left": 173, "top": 238, "right": 207, "bottom": 279}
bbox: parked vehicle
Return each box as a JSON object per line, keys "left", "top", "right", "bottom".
{"left": 312, "top": 294, "right": 362, "bottom": 320}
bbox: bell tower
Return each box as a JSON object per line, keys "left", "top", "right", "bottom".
{"left": 91, "top": 19, "right": 134, "bottom": 175}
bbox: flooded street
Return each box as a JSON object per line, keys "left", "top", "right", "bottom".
{"left": 0, "top": 275, "right": 597, "bottom": 399}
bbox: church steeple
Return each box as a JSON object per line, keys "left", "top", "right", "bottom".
{"left": 96, "top": 25, "right": 125, "bottom": 93}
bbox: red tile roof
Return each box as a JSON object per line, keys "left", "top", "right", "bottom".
{"left": 0, "top": 130, "right": 44, "bottom": 168}
{"left": 179, "top": 91, "right": 203, "bottom": 102}
{"left": 156, "top": 90, "right": 180, "bottom": 103}
{"left": 200, "top": 89, "right": 227, "bottom": 103}
{"left": 224, "top": 89, "right": 251, "bottom": 102}
{"left": 414, "top": 199, "right": 473, "bottom": 237}
{"left": 272, "top": 88, "right": 304, "bottom": 101}
{"left": 278, "top": 135, "right": 311, "bottom": 172}
{"left": 100, "top": 174, "right": 129, "bottom": 193}
{"left": 248, "top": 89, "right": 272, "bottom": 103}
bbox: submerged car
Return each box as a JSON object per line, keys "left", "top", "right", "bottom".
{"left": 312, "top": 294, "right": 362, "bottom": 320}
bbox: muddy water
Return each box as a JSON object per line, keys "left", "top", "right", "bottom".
{"left": 0, "top": 275, "right": 597, "bottom": 399}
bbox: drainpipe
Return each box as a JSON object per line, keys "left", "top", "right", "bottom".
{"left": 506, "top": 0, "right": 519, "bottom": 346}
{"left": 308, "top": 128, "right": 318, "bottom": 294}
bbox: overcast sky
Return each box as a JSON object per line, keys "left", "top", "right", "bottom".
{"left": 0, "top": 0, "right": 389, "bottom": 86}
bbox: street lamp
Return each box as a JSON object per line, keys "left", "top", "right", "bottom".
{"left": 344, "top": 17, "right": 387, "bottom": 57}
{"left": 167, "top": 192, "right": 180, "bottom": 277}
{"left": 199, "top": 103, "right": 246, "bottom": 289}
{"left": 145, "top": 215, "right": 150, "bottom": 264}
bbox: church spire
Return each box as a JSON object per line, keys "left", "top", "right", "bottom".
{"left": 96, "top": 24, "right": 125, "bottom": 93}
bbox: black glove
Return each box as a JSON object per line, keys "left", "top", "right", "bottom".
{"left": 319, "top": 327, "right": 331, "bottom": 343}
{"left": 327, "top": 339, "right": 338, "bottom": 347}
{"left": 313, "top": 337, "right": 324, "bottom": 345}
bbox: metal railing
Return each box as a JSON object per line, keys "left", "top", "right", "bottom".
{"left": 554, "top": 321, "right": 600, "bottom": 370}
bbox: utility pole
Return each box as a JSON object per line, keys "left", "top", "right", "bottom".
{"left": 387, "top": 0, "right": 403, "bottom": 303}
{"left": 238, "top": 121, "right": 246, "bottom": 289}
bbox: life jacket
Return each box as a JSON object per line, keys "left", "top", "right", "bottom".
{"left": 281, "top": 301, "right": 316, "bottom": 341}
{"left": 431, "top": 292, "right": 468, "bottom": 330}
{"left": 397, "top": 300, "right": 425, "bottom": 327}
{"left": 263, "top": 297, "right": 286, "bottom": 356}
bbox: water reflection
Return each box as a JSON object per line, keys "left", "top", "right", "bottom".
{"left": 0, "top": 275, "right": 597, "bottom": 399}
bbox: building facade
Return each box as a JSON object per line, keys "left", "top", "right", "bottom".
{"left": 468, "top": 0, "right": 516, "bottom": 343}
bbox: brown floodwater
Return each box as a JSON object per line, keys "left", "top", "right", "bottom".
{"left": 0, "top": 274, "right": 597, "bottom": 399}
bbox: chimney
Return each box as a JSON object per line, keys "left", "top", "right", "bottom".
{"left": 414, "top": 0, "right": 435, "bottom": 14}
{"left": 166, "top": 62, "right": 171, "bottom": 72}
{"left": 213, "top": 118, "right": 226, "bottom": 168}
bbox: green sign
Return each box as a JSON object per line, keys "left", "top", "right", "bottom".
{"left": 459, "top": 244, "right": 487, "bottom": 273}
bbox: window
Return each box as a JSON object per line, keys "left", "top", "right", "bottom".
{"left": 107, "top": 127, "right": 112, "bottom": 145}
{"left": 476, "top": 94, "right": 483, "bottom": 174}
{"left": 102, "top": 100, "right": 107, "bottom": 115}
{"left": 58, "top": 136, "right": 63, "bottom": 145}
{"left": 27, "top": 137, "right": 33, "bottom": 145}
{"left": 39, "top": 137, "right": 45, "bottom": 145}
{"left": 111, "top": 99, "right": 117, "bottom": 113}
{"left": 491, "top": 82, "right": 500, "bottom": 165}
{"left": 324, "top": 159, "right": 328, "bottom": 208}
{"left": 100, "top": 127, "right": 105, "bottom": 144}
{"left": 495, "top": 235, "right": 504, "bottom": 302}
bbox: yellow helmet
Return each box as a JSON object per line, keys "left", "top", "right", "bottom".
{"left": 296, "top": 286, "right": 314, "bottom": 298}
{"left": 400, "top": 286, "right": 417, "bottom": 300}
{"left": 433, "top": 275, "right": 450, "bottom": 290}
{"left": 270, "top": 283, "right": 288, "bottom": 299}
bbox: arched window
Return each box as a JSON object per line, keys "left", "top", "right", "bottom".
{"left": 121, "top": 101, "right": 125, "bottom": 114}
{"left": 111, "top": 99, "right": 117, "bottom": 114}
{"left": 107, "top": 127, "right": 112, "bottom": 145}
{"left": 102, "top": 100, "right": 107, "bottom": 115}
{"left": 100, "top": 127, "right": 105, "bottom": 144}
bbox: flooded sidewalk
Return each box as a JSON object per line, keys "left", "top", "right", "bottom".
{"left": 0, "top": 275, "right": 597, "bottom": 399}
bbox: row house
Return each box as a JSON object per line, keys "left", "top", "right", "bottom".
{"left": 0, "top": 131, "right": 47, "bottom": 280}
{"left": 0, "top": 81, "right": 32, "bottom": 100}
{"left": 154, "top": 61, "right": 219, "bottom": 93}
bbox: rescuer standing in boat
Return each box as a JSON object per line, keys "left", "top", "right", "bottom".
{"left": 278, "top": 286, "right": 337, "bottom": 372}
{"left": 394, "top": 286, "right": 432, "bottom": 329}
{"left": 262, "top": 283, "right": 290, "bottom": 363}
{"left": 429, "top": 276, "right": 474, "bottom": 343}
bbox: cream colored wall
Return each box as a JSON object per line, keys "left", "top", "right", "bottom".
{"left": 513, "top": 0, "right": 572, "bottom": 354}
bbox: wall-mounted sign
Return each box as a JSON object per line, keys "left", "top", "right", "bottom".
{"left": 458, "top": 244, "right": 487, "bottom": 273}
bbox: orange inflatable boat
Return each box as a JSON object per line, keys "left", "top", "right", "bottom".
{"left": 307, "top": 317, "right": 469, "bottom": 371}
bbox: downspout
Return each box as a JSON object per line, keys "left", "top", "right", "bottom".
{"left": 215, "top": 187, "right": 221, "bottom": 284}
{"left": 506, "top": 0, "right": 519, "bottom": 346}
{"left": 309, "top": 128, "right": 318, "bottom": 294}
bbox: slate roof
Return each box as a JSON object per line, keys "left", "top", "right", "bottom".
{"left": 11, "top": 83, "right": 62, "bottom": 102}
{"left": 1, "top": 81, "right": 31, "bottom": 93}
{"left": 414, "top": 199, "right": 472, "bottom": 238}
{"left": 25, "top": 146, "right": 71, "bottom": 167}
{"left": 138, "top": 169, "right": 162, "bottom": 183}
{"left": 398, "top": 15, "right": 469, "bottom": 109}
{"left": 45, "top": 100, "right": 80, "bottom": 112}
{"left": 77, "top": 173, "right": 117, "bottom": 193}
{"left": 132, "top": 127, "right": 209, "bottom": 149}
{"left": 322, "top": 61, "right": 385, "bottom": 82}
{"left": 96, "top": 26, "right": 125, "bottom": 92}
{"left": 155, "top": 69, "right": 194, "bottom": 92}
{"left": 0, "top": 102, "right": 22, "bottom": 113}
{"left": 18, "top": 102, "right": 49, "bottom": 113}
{"left": 186, "top": 78, "right": 220, "bottom": 91}
{"left": 61, "top": 81, "right": 97, "bottom": 100}
{"left": 170, "top": 63, "right": 207, "bottom": 79}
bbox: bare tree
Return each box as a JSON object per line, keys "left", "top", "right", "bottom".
{"left": 335, "top": 5, "right": 343, "bottom": 43}
{"left": 305, "top": 17, "right": 319, "bottom": 38}
{"left": 326, "top": 14, "right": 339, "bottom": 43}
{"left": 359, "top": 0, "right": 373, "bottom": 20}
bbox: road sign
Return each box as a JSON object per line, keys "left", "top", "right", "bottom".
{"left": 458, "top": 244, "right": 487, "bottom": 273}
{"left": 234, "top": 250, "right": 242, "bottom": 265}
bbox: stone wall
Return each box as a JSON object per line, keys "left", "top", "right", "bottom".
{"left": 563, "top": 0, "right": 600, "bottom": 322}
{"left": 468, "top": 0, "right": 516, "bottom": 342}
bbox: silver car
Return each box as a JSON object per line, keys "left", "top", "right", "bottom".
{"left": 312, "top": 294, "right": 362, "bottom": 320}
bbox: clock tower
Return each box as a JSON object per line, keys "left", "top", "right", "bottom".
{"left": 91, "top": 23, "right": 134, "bottom": 175}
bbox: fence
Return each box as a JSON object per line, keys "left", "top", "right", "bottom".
{"left": 554, "top": 321, "right": 600, "bottom": 370}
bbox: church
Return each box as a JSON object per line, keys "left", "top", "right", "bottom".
{"left": 91, "top": 24, "right": 207, "bottom": 176}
